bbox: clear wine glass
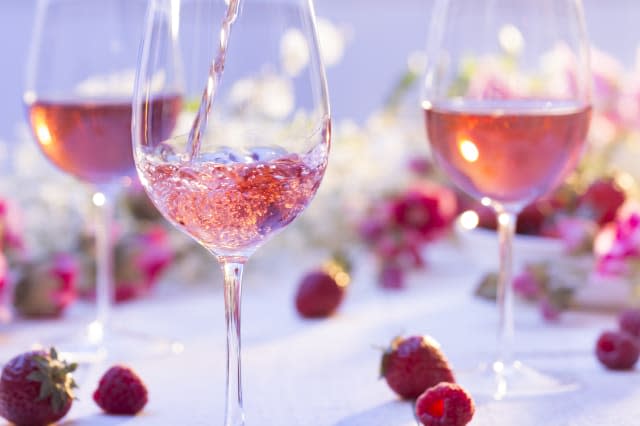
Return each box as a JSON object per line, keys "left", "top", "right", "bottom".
{"left": 23, "top": 0, "right": 181, "bottom": 362}
{"left": 132, "top": 0, "right": 330, "bottom": 424}
{"left": 422, "top": 0, "right": 591, "bottom": 398}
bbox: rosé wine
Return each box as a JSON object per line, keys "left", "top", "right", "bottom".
{"left": 139, "top": 145, "right": 327, "bottom": 256}
{"left": 425, "top": 100, "right": 591, "bottom": 205}
{"left": 27, "top": 95, "right": 182, "bottom": 184}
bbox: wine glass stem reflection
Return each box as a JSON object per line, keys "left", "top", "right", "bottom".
{"left": 496, "top": 209, "right": 517, "bottom": 367}
{"left": 223, "top": 260, "right": 245, "bottom": 426}
{"left": 92, "top": 188, "right": 115, "bottom": 345}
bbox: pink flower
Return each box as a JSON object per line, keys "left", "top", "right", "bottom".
{"left": 390, "top": 184, "right": 457, "bottom": 242}
{"left": 595, "top": 212, "right": 640, "bottom": 276}
{"left": 590, "top": 47, "right": 624, "bottom": 112}
{"left": 136, "top": 226, "right": 174, "bottom": 285}
{"left": 0, "top": 253, "right": 9, "bottom": 323}
{"left": 113, "top": 227, "right": 174, "bottom": 303}
{"left": 513, "top": 269, "right": 542, "bottom": 300}
{"left": 539, "top": 298, "right": 562, "bottom": 322}
{"left": 466, "top": 64, "right": 517, "bottom": 99}
{"left": 13, "top": 253, "right": 79, "bottom": 318}
{"left": 0, "top": 199, "right": 25, "bottom": 257}
{"left": 555, "top": 216, "right": 597, "bottom": 254}
{"left": 360, "top": 183, "right": 456, "bottom": 288}
{"left": 407, "top": 156, "right": 434, "bottom": 176}
{"left": 78, "top": 226, "right": 174, "bottom": 303}
{"left": 358, "top": 215, "right": 386, "bottom": 245}
{"left": 575, "top": 178, "right": 625, "bottom": 226}
{"left": 379, "top": 263, "right": 405, "bottom": 290}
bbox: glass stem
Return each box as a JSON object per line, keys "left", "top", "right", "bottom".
{"left": 221, "top": 259, "right": 246, "bottom": 426}
{"left": 496, "top": 209, "right": 517, "bottom": 366}
{"left": 94, "top": 189, "right": 115, "bottom": 344}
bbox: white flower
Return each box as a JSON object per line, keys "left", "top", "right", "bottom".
{"left": 281, "top": 28, "right": 310, "bottom": 77}
{"left": 316, "top": 18, "right": 346, "bottom": 68}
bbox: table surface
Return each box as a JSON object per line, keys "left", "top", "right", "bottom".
{"left": 1, "top": 242, "right": 638, "bottom": 426}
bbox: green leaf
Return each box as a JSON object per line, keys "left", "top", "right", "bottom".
{"left": 27, "top": 371, "right": 45, "bottom": 382}
{"left": 475, "top": 272, "right": 498, "bottom": 300}
{"left": 51, "top": 392, "right": 63, "bottom": 413}
{"left": 37, "top": 381, "right": 52, "bottom": 401}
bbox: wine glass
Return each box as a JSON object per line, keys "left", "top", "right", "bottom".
{"left": 23, "top": 0, "right": 181, "bottom": 362}
{"left": 422, "top": 0, "right": 591, "bottom": 398}
{"left": 132, "top": 0, "right": 330, "bottom": 423}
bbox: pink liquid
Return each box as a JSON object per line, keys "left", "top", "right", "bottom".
{"left": 139, "top": 146, "right": 327, "bottom": 255}
{"left": 27, "top": 95, "right": 182, "bottom": 184}
{"left": 425, "top": 100, "right": 591, "bottom": 205}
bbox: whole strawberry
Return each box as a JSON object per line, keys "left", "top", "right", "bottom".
{"left": 93, "top": 365, "right": 148, "bottom": 415}
{"left": 0, "top": 348, "right": 77, "bottom": 426}
{"left": 381, "top": 335, "right": 455, "bottom": 399}
{"left": 295, "top": 258, "right": 350, "bottom": 319}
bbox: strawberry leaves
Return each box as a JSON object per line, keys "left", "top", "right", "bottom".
{"left": 26, "top": 348, "right": 78, "bottom": 413}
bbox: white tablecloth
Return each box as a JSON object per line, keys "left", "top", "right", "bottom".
{"left": 1, "top": 242, "right": 638, "bottom": 426}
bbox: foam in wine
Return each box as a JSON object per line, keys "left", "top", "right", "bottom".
{"left": 139, "top": 139, "right": 328, "bottom": 256}
{"left": 187, "top": 0, "right": 242, "bottom": 160}
{"left": 424, "top": 99, "right": 591, "bottom": 205}
{"left": 27, "top": 95, "right": 182, "bottom": 184}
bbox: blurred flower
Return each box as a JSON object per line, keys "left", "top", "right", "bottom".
{"left": 281, "top": 28, "right": 310, "bottom": 77}
{"left": 0, "top": 198, "right": 26, "bottom": 259}
{"left": 513, "top": 266, "right": 544, "bottom": 301}
{"left": 390, "top": 186, "right": 456, "bottom": 242}
{"left": 407, "top": 156, "right": 434, "bottom": 177}
{"left": 229, "top": 74, "right": 295, "bottom": 119}
{"left": 360, "top": 182, "right": 456, "bottom": 287}
{"left": 124, "top": 178, "right": 163, "bottom": 222}
{"left": 595, "top": 212, "right": 640, "bottom": 276}
{"left": 378, "top": 263, "right": 405, "bottom": 290}
{"left": 78, "top": 226, "right": 174, "bottom": 303}
{"left": 539, "top": 297, "right": 562, "bottom": 322}
{"left": 13, "top": 253, "right": 78, "bottom": 318}
{"left": 0, "top": 253, "right": 9, "bottom": 323}
{"left": 575, "top": 178, "right": 626, "bottom": 226}
{"left": 316, "top": 18, "right": 347, "bottom": 67}
{"left": 555, "top": 216, "right": 598, "bottom": 254}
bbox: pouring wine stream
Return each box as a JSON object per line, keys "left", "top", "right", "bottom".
{"left": 187, "top": 0, "right": 242, "bottom": 160}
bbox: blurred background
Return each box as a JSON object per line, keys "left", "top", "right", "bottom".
{"left": 1, "top": 0, "right": 637, "bottom": 141}
{"left": 1, "top": 0, "right": 640, "bottom": 310}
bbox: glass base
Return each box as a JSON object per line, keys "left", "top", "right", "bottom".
{"left": 457, "top": 359, "right": 579, "bottom": 400}
{"left": 32, "top": 321, "right": 184, "bottom": 364}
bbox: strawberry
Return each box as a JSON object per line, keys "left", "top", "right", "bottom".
{"left": 381, "top": 335, "right": 455, "bottom": 399}
{"left": 0, "top": 348, "right": 77, "bottom": 426}
{"left": 93, "top": 365, "right": 148, "bottom": 415}
{"left": 295, "top": 258, "right": 350, "bottom": 318}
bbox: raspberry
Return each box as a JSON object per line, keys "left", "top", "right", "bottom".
{"left": 415, "top": 382, "right": 475, "bottom": 426}
{"left": 619, "top": 309, "right": 640, "bottom": 339}
{"left": 381, "top": 335, "right": 455, "bottom": 399}
{"left": 595, "top": 330, "right": 639, "bottom": 370}
{"left": 93, "top": 366, "right": 148, "bottom": 415}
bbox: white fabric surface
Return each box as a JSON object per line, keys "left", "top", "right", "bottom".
{"left": 1, "top": 242, "right": 638, "bottom": 426}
